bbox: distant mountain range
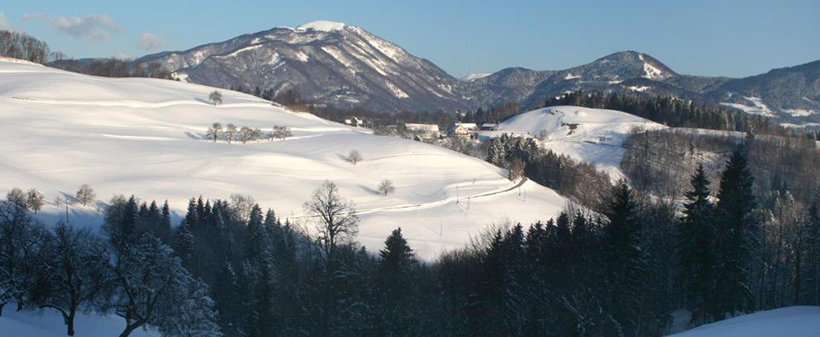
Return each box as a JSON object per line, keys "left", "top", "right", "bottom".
{"left": 129, "top": 20, "right": 819, "bottom": 123}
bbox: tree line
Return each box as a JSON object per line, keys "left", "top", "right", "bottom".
{"left": 205, "top": 123, "right": 292, "bottom": 144}
{"left": 542, "top": 91, "right": 787, "bottom": 135}
{"left": 49, "top": 58, "right": 173, "bottom": 79}
{"left": 0, "top": 30, "right": 62, "bottom": 64}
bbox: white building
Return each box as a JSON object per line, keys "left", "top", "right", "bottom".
{"left": 405, "top": 123, "right": 440, "bottom": 139}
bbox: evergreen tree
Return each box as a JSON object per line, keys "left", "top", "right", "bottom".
{"left": 715, "top": 147, "right": 757, "bottom": 316}
{"left": 601, "top": 181, "right": 646, "bottom": 336}
{"left": 678, "top": 165, "right": 718, "bottom": 323}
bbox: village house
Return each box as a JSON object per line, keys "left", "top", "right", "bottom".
{"left": 404, "top": 123, "right": 440, "bottom": 140}
{"left": 451, "top": 122, "right": 478, "bottom": 139}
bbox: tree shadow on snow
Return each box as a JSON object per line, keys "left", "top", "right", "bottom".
{"left": 185, "top": 132, "right": 203, "bottom": 140}
{"left": 357, "top": 184, "right": 381, "bottom": 195}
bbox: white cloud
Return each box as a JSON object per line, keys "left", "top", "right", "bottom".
{"left": 0, "top": 11, "right": 12, "bottom": 31}
{"left": 136, "top": 33, "right": 166, "bottom": 51}
{"left": 23, "top": 13, "right": 123, "bottom": 41}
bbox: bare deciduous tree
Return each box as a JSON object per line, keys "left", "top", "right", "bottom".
{"left": 207, "top": 123, "right": 222, "bottom": 143}
{"left": 272, "top": 125, "right": 292, "bottom": 141}
{"left": 229, "top": 194, "right": 255, "bottom": 222}
{"left": 25, "top": 189, "right": 45, "bottom": 214}
{"left": 76, "top": 184, "right": 95, "bottom": 207}
{"left": 225, "top": 124, "right": 237, "bottom": 144}
{"left": 378, "top": 180, "right": 395, "bottom": 196}
{"left": 347, "top": 150, "right": 362, "bottom": 166}
{"left": 303, "top": 181, "right": 359, "bottom": 258}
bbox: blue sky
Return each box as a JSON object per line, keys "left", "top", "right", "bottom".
{"left": 2, "top": 0, "right": 818, "bottom": 78}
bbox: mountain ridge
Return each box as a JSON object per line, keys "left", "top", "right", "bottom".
{"left": 118, "top": 21, "right": 820, "bottom": 122}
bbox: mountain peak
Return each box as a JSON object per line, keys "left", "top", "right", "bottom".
{"left": 295, "top": 20, "right": 347, "bottom": 32}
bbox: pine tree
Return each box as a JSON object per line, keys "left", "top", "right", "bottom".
{"left": 678, "top": 164, "right": 718, "bottom": 323}
{"left": 715, "top": 147, "right": 757, "bottom": 316}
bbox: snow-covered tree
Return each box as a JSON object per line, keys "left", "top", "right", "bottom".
{"left": 30, "top": 223, "right": 109, "bottom": 336}
{"left": 5, "top": 188, "right": 26, "bottom": 211}
{"left": 0, "top": 199, "right": 40, "bottom": 315}
{"left": 25, "top": 189, "right": 45, "bottom": 214}
{"left": 75, "top": 184, "right": 95, "bottom": 207}
{"left": 347, "top": 150, "right": 362, "bottom": 166}
{"left": 105, "top": 235, "right": 220, "bottom": 337}
{"left": 378, "top": 180, "right": 395, "bottom": 196}
{"left": 208, "top": 91, "right": 223, "bottom": 106}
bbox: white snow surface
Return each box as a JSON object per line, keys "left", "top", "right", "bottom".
{"left": 0, "top": 304, "right": 159, "bottom": 337}
{"left": 497, "top": 106, "right": 666, "bottom": 178}
{"left": 461, "top": 73, "right": 492, "bottom": 81}
{"left": 0, "top": 59, "right": 566, "bottom": 259}
{"left": 667, "top": 306, "right": 820, "bottom": 337}
{"left": 295, "top": 20, "right": 346, "bottom": 32}
{"left": 720, "top": 96, "right": 776, "bottom": 117}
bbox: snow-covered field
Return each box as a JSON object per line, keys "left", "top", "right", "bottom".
{"left": 497, "top": 106, "right": 666, "bottom": 178}
{"left": 0, "top": 59, "right": 566, "bottom": 259}
{"left": 668, "top": 306, "right": 820, "bottom": 337}
{"left": 0, "top": 304, "right": 159, "bottom": 337}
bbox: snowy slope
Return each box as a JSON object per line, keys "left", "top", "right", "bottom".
{"left": 497, "top": 106, "right": 666, "bottom": 178}
{"left": 668, "top": 306, "right": 820, "bottom": 337}
{"left": 0, "top": 304, "right": 158, "bottom": 337}
{"left": 0, "top": 59, "right": 566, "bottom": 259}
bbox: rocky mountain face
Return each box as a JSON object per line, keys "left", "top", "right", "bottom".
{"left": 137, "top": 21, "right": 819, "bottom": 123}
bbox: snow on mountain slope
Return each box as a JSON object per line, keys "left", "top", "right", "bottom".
{"left": 668, "top": 306, "right": 820, "bottom": 337}
{"left": 497, "top": 106, "right": 666, "bottom": 178}
{"left": 137, "top": 21, "right": 467, "bottom": 113}
{"left": 0, "top": 59, "right": 566, "bottom": 259}
{"left": 0, "top": 304, "right": 158, "bottom": 337}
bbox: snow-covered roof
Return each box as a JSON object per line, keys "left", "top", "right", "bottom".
{"left": 405, "top": 123, "right": 440, "bottom": 132}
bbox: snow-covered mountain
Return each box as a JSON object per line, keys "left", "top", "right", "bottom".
{"left": 0, "top": 58, "right": 566, "bottom": 259}
{"left": 497, "top": 106, "right": 666, "bottom": 178}
{"left": 126, "top": 21, "right": 820, "bottom": 123}
{"left": 138, "top": 21, "right": 467, "bottom": 112}
{"left": 464, "top": 51, "right": 677, "bottom": 108}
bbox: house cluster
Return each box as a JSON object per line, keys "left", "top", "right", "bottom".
{"left": 402, "top": 121, "right": 534, "bottom": 143}
{"left": 451, "top": 122, "right": 499, "bottom": 140}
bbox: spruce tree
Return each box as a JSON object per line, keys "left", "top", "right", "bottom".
{"left": 715, "top": 147, "right": 757, "bottom": 316}
{"left": 678, "top": 164, "right": 718, "bottom": 323}
{"left": 602, "top": 181, "right": 646, "bottom": 336}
